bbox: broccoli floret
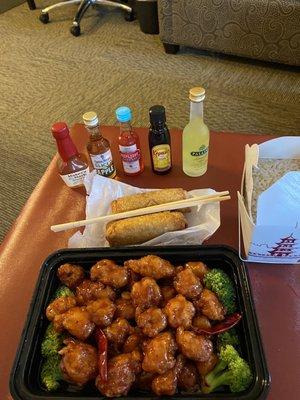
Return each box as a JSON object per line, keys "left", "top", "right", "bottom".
{"left": 53, "top": 285, "right": 74, "bottom": 299}
{"left": 41, "top": 353, "right": 62, "bottom": 391}
{"left": 42, "top": 286, "right": 72, "bottom": 357}
{"left": 40, "top": 324, "right": 65, "bottom": 391}
{"left": 203, "top": 269, "right": 237, "bottom": 314}
{"left": 202, "top": 345, "right": 253, "bottom": 393}
{"left": 40, "top": 286, "right": 72, "bottom": 390}
{"left": 217, "top": 328, "right": 240, "bottom": 353}
{"left": 41, "top": 323, "right": 66, "bottom": 358}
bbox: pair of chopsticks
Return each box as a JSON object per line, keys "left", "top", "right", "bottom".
{"left": 51, "top": 191, "right": 230, "bottom": 233}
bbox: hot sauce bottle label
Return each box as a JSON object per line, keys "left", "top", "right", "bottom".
{"left": 90, "top": 149, "right": 116, "bottom": 177}
{"left": 60, "top": 166, "right": 89, "bottom": 187}
{"left": 119, "top": 144, "right": 141, "bottom": 174}
{"left": 152, "top": 144, "right": 171, "bottom": 171}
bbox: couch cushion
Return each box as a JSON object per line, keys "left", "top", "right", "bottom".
{"left": 158, "top": 0, "right": 300, "bottom": 65}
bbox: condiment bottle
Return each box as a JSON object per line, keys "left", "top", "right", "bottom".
{"left": 115, "top": 106, "right": 144, "bottom": 176}
{"left": 182, "top": 87, "right": 210, "bottom": 177}
{"left": 149, "top": 105, "right": 172, "bottom": 174}
{"left": 51, "top": 122, "right": 89, "bottom": 188}
{"left": 83, "top": 111, "right": 116, "bottom": 179}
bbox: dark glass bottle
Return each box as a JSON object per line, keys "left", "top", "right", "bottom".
{"left": 149, "top": 105, "right": 172, "bottom": 175}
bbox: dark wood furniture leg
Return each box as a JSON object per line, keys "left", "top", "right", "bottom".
{"left": 163, "top": 43, "right": 180, "bottom": 54}
{"left": 27, "top": 0, "right": 36, "bottom": 10}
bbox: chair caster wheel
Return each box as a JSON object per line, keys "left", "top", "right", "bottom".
{"left": 70, "top": 25, "right": 81, "bottom": 37}
{"left": 124, "top": 10, "right": 135, "bottom": 22}
{"left": 39, "top": 12, "right": 49, "bottom": 24}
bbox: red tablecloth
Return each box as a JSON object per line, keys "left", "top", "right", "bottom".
{"left": 0, "top": 125, "right": 299, "bottom": 399}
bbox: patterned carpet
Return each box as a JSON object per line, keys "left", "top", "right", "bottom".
{"left": 0, "top": 1, "right": 299, "bottom": 242}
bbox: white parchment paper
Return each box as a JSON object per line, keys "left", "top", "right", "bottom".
{"left": 68, "top": 171, "right": 220, "bottom": 248}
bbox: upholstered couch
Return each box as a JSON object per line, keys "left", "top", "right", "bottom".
{"left": 158, "top": 0, "right": 300, "bottom": 66}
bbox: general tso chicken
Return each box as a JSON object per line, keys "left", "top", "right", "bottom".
{"left": 40, "top": 255, "right": 253, "bottom": 396}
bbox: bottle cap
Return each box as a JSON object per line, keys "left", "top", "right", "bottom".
{"left": 51, "top": 122, "right": 78, "bottom": 161}
{"left": 149, "top": 105, "right": 166, "bottom": 123}
{"left": 83, "top": 111, "right": 99, "bottom": 127}
{"left": 189, "top": 87, "right": 206, "bottom": 102}
{"left": 51, "top": 122, "right": 70, "bottom": 139}
{"left": 116, "top": 106, "right": 132, "bottom": 123}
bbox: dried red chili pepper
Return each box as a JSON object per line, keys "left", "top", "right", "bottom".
{"left": 192, "top": 313, "right": 242, "bottom": 335}
{"left": 95, "top": 327, "right": 108, "bottom": 382}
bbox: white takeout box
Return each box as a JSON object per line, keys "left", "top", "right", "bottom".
{"left": 238, "top": 137, "right": 300, "bottom": 264}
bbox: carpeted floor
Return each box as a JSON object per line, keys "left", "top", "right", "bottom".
{"left": 0, "top": 1, "right": 299, "bottom": 242}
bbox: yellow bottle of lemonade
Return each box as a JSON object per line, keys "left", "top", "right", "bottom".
{"left": 182, "top": 87, "right": 210, "bottom": 176}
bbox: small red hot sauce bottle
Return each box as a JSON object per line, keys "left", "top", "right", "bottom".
{"left": 115, "top": 106, "right": 144, "bottom": 176}
{"left": 51, "top": 122, "right": 89, "bottom": 188}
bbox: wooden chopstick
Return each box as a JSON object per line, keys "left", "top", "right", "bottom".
{"left": 51, "top": 191, "right": 230, "bottom": 233}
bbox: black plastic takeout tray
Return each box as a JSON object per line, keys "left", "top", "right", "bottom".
{"left": 10, "top": 245, "right": 270, "bottom": 400}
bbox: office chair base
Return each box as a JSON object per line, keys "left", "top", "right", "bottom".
{"left": 39, "top": 12, "right": 50, "bottom": 24}
{"left": 70, "top": 24, "right": 81, "bottom": 36}
{"left": 124, "top": 9, "right": 135, "bottom": 21}
{"left": 39, "top": 0, "right": 134, "bottom": 36}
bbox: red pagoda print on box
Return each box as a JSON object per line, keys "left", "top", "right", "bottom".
{"left": 268, "top": 234, "right": 296, "bottom": 257}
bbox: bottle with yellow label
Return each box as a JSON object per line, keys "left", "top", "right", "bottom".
{"left": 182, "top": 87, "right": 210, "bottom": 177}
{"left": 149, "top": 105, "right": 172, "bottom": 175}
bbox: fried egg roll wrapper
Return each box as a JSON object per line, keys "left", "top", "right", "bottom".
{"left": 106, "top": 212, "right": 187, "bottom": 247}
{"left": 111, "top": 188, "right": 189, "bottom": 214}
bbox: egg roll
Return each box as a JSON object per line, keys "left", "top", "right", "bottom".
{"left": 111, "top": 188, "right": 188, "bottom": 214}
{"left": 106, "top": 211, "right": 187, "bottom": 247}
